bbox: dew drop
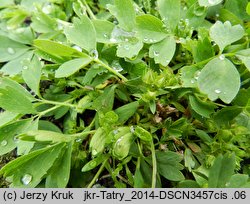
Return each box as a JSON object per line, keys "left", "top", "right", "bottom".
{"left": 219, "top": 55, "right": 225, "bottom": 60}
{"left": 153, "top": 51, "right": 159, "bottom": 57}
{"left": 92, "top": 149, "right": 98, "bottom": 156}
{"left": 21, "top": 174, "right": 32, "bottom": 185}
{"left": 90, "top": 49, "right": 99, "bottom": 59}
{"left": 103, "top": 33, "right": 108, "bottom": 38}
{"left": 72, "top": 45, "right": 82, "bottom": 52}
{"left": 23, "top": 66, "right": 28, "bottom": 70}
{"left": 111, "top": 60, "right": 123, "bottom": 72}
{"left": 130, "top": 126, "right": 135, "bottom": 133}
{"left": 143, "top": 37, "right": 148, "bottom": 42}
{"left": 1, "top": 140, "right": 8, "bottom": 146}
{"left": 16, "top": 28, "right": 25, "bottom": 34}
{"left": 75, "top": 138, "right": 82, "bottom": 143}
{"left": 214, "top": 89, "right": 221, "bottom": 94}
{"left": 113, "top": 129, "right": 119, "bottom": 134}
{"left": 42, "top": 4, "right": 52, "bottom": 14}
{"left": 110, "top": 38, "right": 117, "bottom": 43}
{"left": 166, "top": 60, "right": 170, "bottom": 64}
{"left": 124, "top": 38, "right": 129, "bottom": 42}
{"left": 7, "top": 47, "right": 15, "bottom": 55}
{"left": 124, "top": 45, "right": 129, "bottom": 50}
{"left": 191, "top": 79, "right": 195, "bottom": 84}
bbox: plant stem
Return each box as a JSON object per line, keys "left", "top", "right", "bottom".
{"left": 37, "top": 105, "right": 60, "bottom": 118}
{"left": 151, "top": 141, "right": 157, "bottom": 188}
{"left": 70, "top": 130, "right": 96, "bottom": 139}
{"left": 38, "top": 99, "right": 76, "bottom": 108}
{"left": 87, "top": 159, "right": 108, "bottom": 188}
{"left": 94, "top": 58, "right": 128, "bottom": 82}
{"left": 80, "top": 0, "right": 96, "bottom": 19}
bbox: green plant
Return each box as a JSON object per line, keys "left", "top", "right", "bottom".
{"left": 0, "top": 0, "right": 250, "bottom": 188}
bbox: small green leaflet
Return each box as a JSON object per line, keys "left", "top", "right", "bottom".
{"left": 45, "top": 143, "right": 72, "bottom": 188}
{"left": 198, "top": 57, "right": 241, "bottom": 104}
{"left": 22, "top": 55, "right": 42, "bottom": 95}
{"left": 209, "top": 21, "right": 244, "bottom": 52}
{"left": 236, "top": 48, "right": 250, "bottom": 71}
{"left": 64, "top": 16, "right": 96, "bottom": 53}
{"left": 189, "top": 95, "right": 216, "bottom": 118}
{"left": 208, "top": 153, "right": 235, "bottom": 188}
{"left": 107, "top": 0, "right": 135, "bottom": 32}
{"left": 82, "top": 154, "right": 109, "bottom": 172}
{"left": 0, "top": 143, "right": 65, "bottom": 187}
{"left": 116, "top": 39, "right": 143, "bottom": 59}
{"left": 135, "top": 14, "right": 167, "bottom": 43}
{"left": 0, "top": 111, "right": 19, "bottom": 128}
{"left": 149, "top": 35, "right": 176, "bottom": 66}
{"left": 55, "top": 57, "right": 92, "bottom": 78}
{"left": 0, "top": 78, "right": 36, "bottom": 114}
{"left": 33, "top": 39, "right": 84, "bottom": 58}
{"left": 157, "top": 0, "right": 181, "bottom": 31}
{"left": 93, "top": 20, "right": 115, "bottom": 43}
{"left": 0, "top": 119, "right": 33, "bottom": 155}
{"left": 0, "top": 35, "right": 29, "bottom": 62}
{"left": 18, "top": 130, "right": 72, "bottom": 143}
{"left": 1, "top": 51, "right": 34, "bottom": 76}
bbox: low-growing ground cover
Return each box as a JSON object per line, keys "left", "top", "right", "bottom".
{"left": 0, "top": 0, "right": 250, "bottom": 188}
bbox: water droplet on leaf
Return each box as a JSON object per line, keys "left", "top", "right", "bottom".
{"left": 7, "top": 47, "right": 15, "bottom": 55}
{"left": 215, "top": 89, "right": 221, "bottom": 94}
{"left": 1, "top": 140, "right": 8, "bottom": 146}
{"left": 219, "top": 55, "right": 225, "bottom": 60}
{"left": 90, "top": 49, "right": 99, "bottom": 59}
{"left": 153, "top": 51, "right": 160, "bottom": 56}
{"left": 21, "top": 174, "right": 32, "bottom": 185}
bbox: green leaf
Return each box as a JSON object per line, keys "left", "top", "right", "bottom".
{"left": 209, "top": 21, "right": 244, "bottom": 52}
{"left": 135, "top": 14, "right": 167, "bottom": 43}
{"left": 45, "top": 143, "right": 72, "bottom": 187}
{"left": 107, "top": 0, "right": 135, "bottom": 31}
{"left": 0, "top": 35, "right": 29, "bottom": 62}
{"left": 226, "top": 174, "right": 249, "bottom": 188}
{"left": 214, "top": 106, "right": 242, "bottom": 126}
{"left": 31, "top": 11, "right": 57, "bottom": 33}
{"left": 116, "top": 39, "right": 143, "bottom": 59}
{"left": 33, "top": 39, "right": 84, "bottom": 58}
{"left": 247, "top": 2, "right": 250, "bottom": 15}
{"left": 89, "top": 128, "right": 106, "bottom": 156}
{"left": 22, "top": 55, "right": 42, "bottom": 95}
{"left": 92, "top": 86, "right": 116, "bottom": 113}
{"left": 93, "top": 20, "right": 115, "bottom": 43}
{"left": 0, "top": 143, "right": 65, "bottom": 187}
{"left": 191, "top": 37, "right": 215, "bottom": 63}
{"left": 115, "top": 101, "right": 139, "bottom": 124}
{"left": 0, "top": 119, "right": 33, "bottom": 155}
{"left": 64, "top": 16, "right": 96, "bottom": 53}
{"left": 1, "top": 51, "right": 34, "bottom": 76}
{"left": 0, "top": 0, "right": 14, "bottom": 7}
{"left": 134, "top": 126, "right": 152, "bottom": 142}
{"left": 157, "top": 0, "right": 181, "bottom": 30}
{"left": 198, "top": 0, "right": 223, "bottom": 7}
{"left": 18, "top": 130, "right": 72, "bottom": 143}
{"left": 180, "top": 65, "right": 201, "bottom": 87}
{"left": 149, "top": 35, "right": 176, "bottom": 66}
{"left": 0, "top": 78, "right": 36, "bottom": 114}
{"left": 184, "top": 149, "right": 196, "bottom": 172}
{"left": 55, "top": 57, "right": 92, "bottom": 78}
{"left": 112, "top": 132, "right": 133, "bottom": 160}
{"left": 38, "top": 120, "right": 62, "bottom": 133}
{"left": 236, "top": 48, "right": 250, "bottom": 71}
{"left": 82, "top": 154, "right": 109, "bottom": 172}
{"left": 0, "top": 111, "right": 19, "bottom": 128}
{"left": 155, "top": 151, "right": 184, "bottom": 181}
{"left": 189, "top": 95, "right": 216, "bottom": 118}
{"left": 198, "top": 57, "right": 241, "bottom": 104}
{"left": 208, "top": 153, "right": 235, "bottom": 188}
